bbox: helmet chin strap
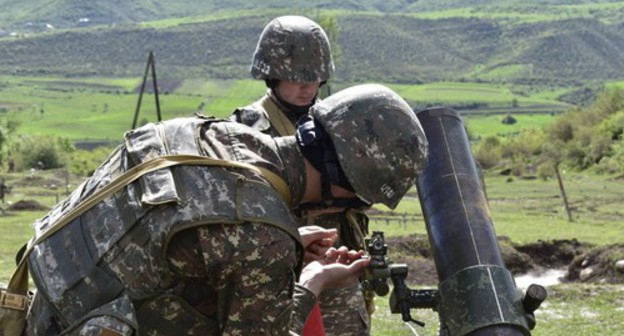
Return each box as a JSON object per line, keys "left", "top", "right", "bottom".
{"left": 295, "top": 115, "right": 370, "bottom": 212}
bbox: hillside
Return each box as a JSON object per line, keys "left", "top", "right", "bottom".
{"left": 2, "top": 0, "right": 623, "bottom": 30}
{"left": 1, "top": 11, "right": 624, "bottom": 89}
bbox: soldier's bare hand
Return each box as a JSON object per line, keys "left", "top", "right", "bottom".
{"left": 324, "top": 246, "right": 365, "bottom": 265}
{"left": 299, "top": 249, "right": 370, "bottom": 298}
{"left": 299, "top": 226, "right": 337, "bottom": 264}
{"left": 299, "top": 226, "right": 337, "bottom": 247}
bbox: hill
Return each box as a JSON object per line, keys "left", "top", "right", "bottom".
{"left": 2, "top": 0, "right": 623, "bottom": 30}
{"left": 2, "top": 11, "right": 624, "bottom": 89}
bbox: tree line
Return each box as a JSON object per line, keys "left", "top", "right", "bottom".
{"left": 473, "top": 88, "right": 624, "bottom": 178}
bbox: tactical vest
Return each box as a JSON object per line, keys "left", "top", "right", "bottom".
{"left": 26, "top": 117, "right": 302, "bottom": 334}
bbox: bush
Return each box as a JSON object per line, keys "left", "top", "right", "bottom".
{"left": 500, "top": 129, "right": 545, "bottom": 164}
{"left": 537, "top": 163, "right": 555, "bottom": 180}
{"left": 10, "top": 135, "right": 71, "bottom": 170}
{"left": 594, "top": 141, "right": 624, "bottom": 174}
{"left": 68, "top": 146, "right": 117, "bottom": 177}
{"left": 474, "top": 135, "right": 502, "bottom": 169}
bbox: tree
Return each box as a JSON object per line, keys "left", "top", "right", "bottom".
{"left": 545, "top": 88, "right": 624, "bottom": 171}
{"left": 511, "top": 98, "right": 519, "bottom": 108}
{"left": 316, "top": 13, "right": 341, "bottom": 99}
{"left": 317, "top": 13, "right": 341, "bottom": 66}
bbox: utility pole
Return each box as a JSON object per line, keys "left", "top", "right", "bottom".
{"left": 131, "top": 51, "right": 162, "bottom": 130}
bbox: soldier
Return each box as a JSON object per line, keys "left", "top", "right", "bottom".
{"left": 21, "top": 84, "right": 428, "bottom": 336}
{"left": 231, "top": 15, "right": 333, "bottom": 137}
{"left": 230, "top": 15, "right": 374, "bottom": 336}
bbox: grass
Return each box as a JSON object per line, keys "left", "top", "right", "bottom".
{"left": 371, "top": 283, "right": 624, "bottom": 336}
{"left": 1, "top": 76, "right": 571, "bottom": 143}
{"left": 370, "top": 172, "right": 624, "bottom": 246}
{"left": 368, "top": 172, "right": 624, "bottom": 335}
{"left": 464, "top": 113, "right": 559, "bottom": 139}
{"left": 387, "top": 81, "right": 568, "bottom": 107}
{"left": 1, "top": 163, "right": 623, "bottom": 335}
{"left": 1, "top": 75, "right": 622, "bottom": 335}
{"left": 0, "top": 211, "right": 42, "bottom": 280}
{"left": 406, "top": 2, "right": 624, "bottom": 24}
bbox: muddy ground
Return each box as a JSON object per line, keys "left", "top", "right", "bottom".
{"left": 386, "top": 234, "right": 624, "bottom": 286}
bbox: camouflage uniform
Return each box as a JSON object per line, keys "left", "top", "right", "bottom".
{"left": 303, "top": 212, "right": 370, "bottom": 336}
{"left": 231, "top": 94, "right": 371, "bottom": 336}
{"left": 25, "top": 116, "right": 315, "bottom": 336}
{"left": 230, "top": 89, "right": 312, "bottom": 138}
{"left": 293, "top": 83, "right": 429, "bottom": 335}
{"left": 22, "top": 83, "right": 428, "bottom": 336}
{"left": 231, "top": 16, "right": 370, "bottom": 336}
{"left": 232, "top": 15, "right": 374, "bottom": 336}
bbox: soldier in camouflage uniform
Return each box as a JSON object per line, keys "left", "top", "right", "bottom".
{"left": 231, "top": 15, "right": 333, "bottom": 137}
{"left": 23, "top": 84, "right": 428, "bottom": 336}
{"left": 230, "top": 16, "right": 374, "bottom": 336}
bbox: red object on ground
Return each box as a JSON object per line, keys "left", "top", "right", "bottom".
{"left": 302, "top": 302, "right": 326, "bottom": 336}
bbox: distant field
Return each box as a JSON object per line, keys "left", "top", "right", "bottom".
{"left": 463, "top": 113, "right": 559, "bottom": 139}
{"left": 372, "top": 172, "right": 624, "bottom": 246}
{"left": 0, "top": 75, "right": 571, "bottom": 142}
{"left": 407, "top": 2, "right": 624, "bottom": 24}
{"left": 136, "top": 3, "right": 624, "bottom": 29}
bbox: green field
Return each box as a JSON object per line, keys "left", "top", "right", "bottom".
{"left": 406, "top": 1, "right": 624, "bottom": 24}
{"left": 368, "top": 172, "right": 624, "bottom": 335}
{"left": 1, "top": 74, "right": 620, "bottom": 336}
{"left": 371, "top": 172, "right": 624, "bottom": 246}
{"left": 371, "top": 283, "right": 624, "bottom": 336}
{"left": 0, "top": 76, "right": 571, "bottom": 142}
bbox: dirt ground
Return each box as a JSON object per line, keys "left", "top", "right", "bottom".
{"left": 6, "top": 199, "right": 49, "bottom": 211}
{"left": 385, "top": 234, "right": 624, "bottom": 286}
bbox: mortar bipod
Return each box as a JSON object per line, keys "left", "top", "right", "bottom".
{"left": 387, "top": 263, "right": 548, "bottom": 333}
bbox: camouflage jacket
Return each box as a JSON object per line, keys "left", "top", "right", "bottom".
{"left": 229, "top": 89, "right": 311, "bottom": 137}
{"left": 26, "top": 116, "right": 313, "bottom": 335}
{"left": 231, "top": 91, "right": 370, "bottom": 249}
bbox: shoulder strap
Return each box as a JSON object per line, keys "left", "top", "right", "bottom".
{"left": 259, "top": 95, "right": 296, "bottom": 136}
{"left": 3, "top": 154, "right": 293, "bottom": 305}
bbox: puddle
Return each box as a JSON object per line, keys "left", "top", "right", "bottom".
{"left": 515, "top": 268, "right": 567, "bottom": 290}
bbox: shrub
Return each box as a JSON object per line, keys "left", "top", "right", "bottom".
{"left": 68, "top": 146, "right": 117, "bottom": 177}
{"left": 537, "top": 163, "right": 555, "bottom": 180}
{"left": 594, "top": 141, "right": 624, "bottom": 174}
{"left": 474, "top": 135, "right": 502, "bottom": 169}
{"left": 10, "top": 135, "right": 71, "bottom": 170}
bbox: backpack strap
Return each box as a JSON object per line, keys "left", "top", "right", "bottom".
{"left": 259, "top": 95, "right": 296, "bottom": 136}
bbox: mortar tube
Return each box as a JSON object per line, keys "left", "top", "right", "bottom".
{"left": 415, "top": 107, "right": 529, "bottom": 336}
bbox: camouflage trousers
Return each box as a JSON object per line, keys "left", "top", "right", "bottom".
{"left": 318, "top": 284, "right": 370, "bottom": 336}
{"left": 165, "top": 222, "right": 299, "bottom": 335}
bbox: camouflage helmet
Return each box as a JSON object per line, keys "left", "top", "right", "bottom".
{"left": 250, "top": 15, "right": 334, "bottom": 83}
{"left": 310, "top": 84, "right": 428, "bottom": 209}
